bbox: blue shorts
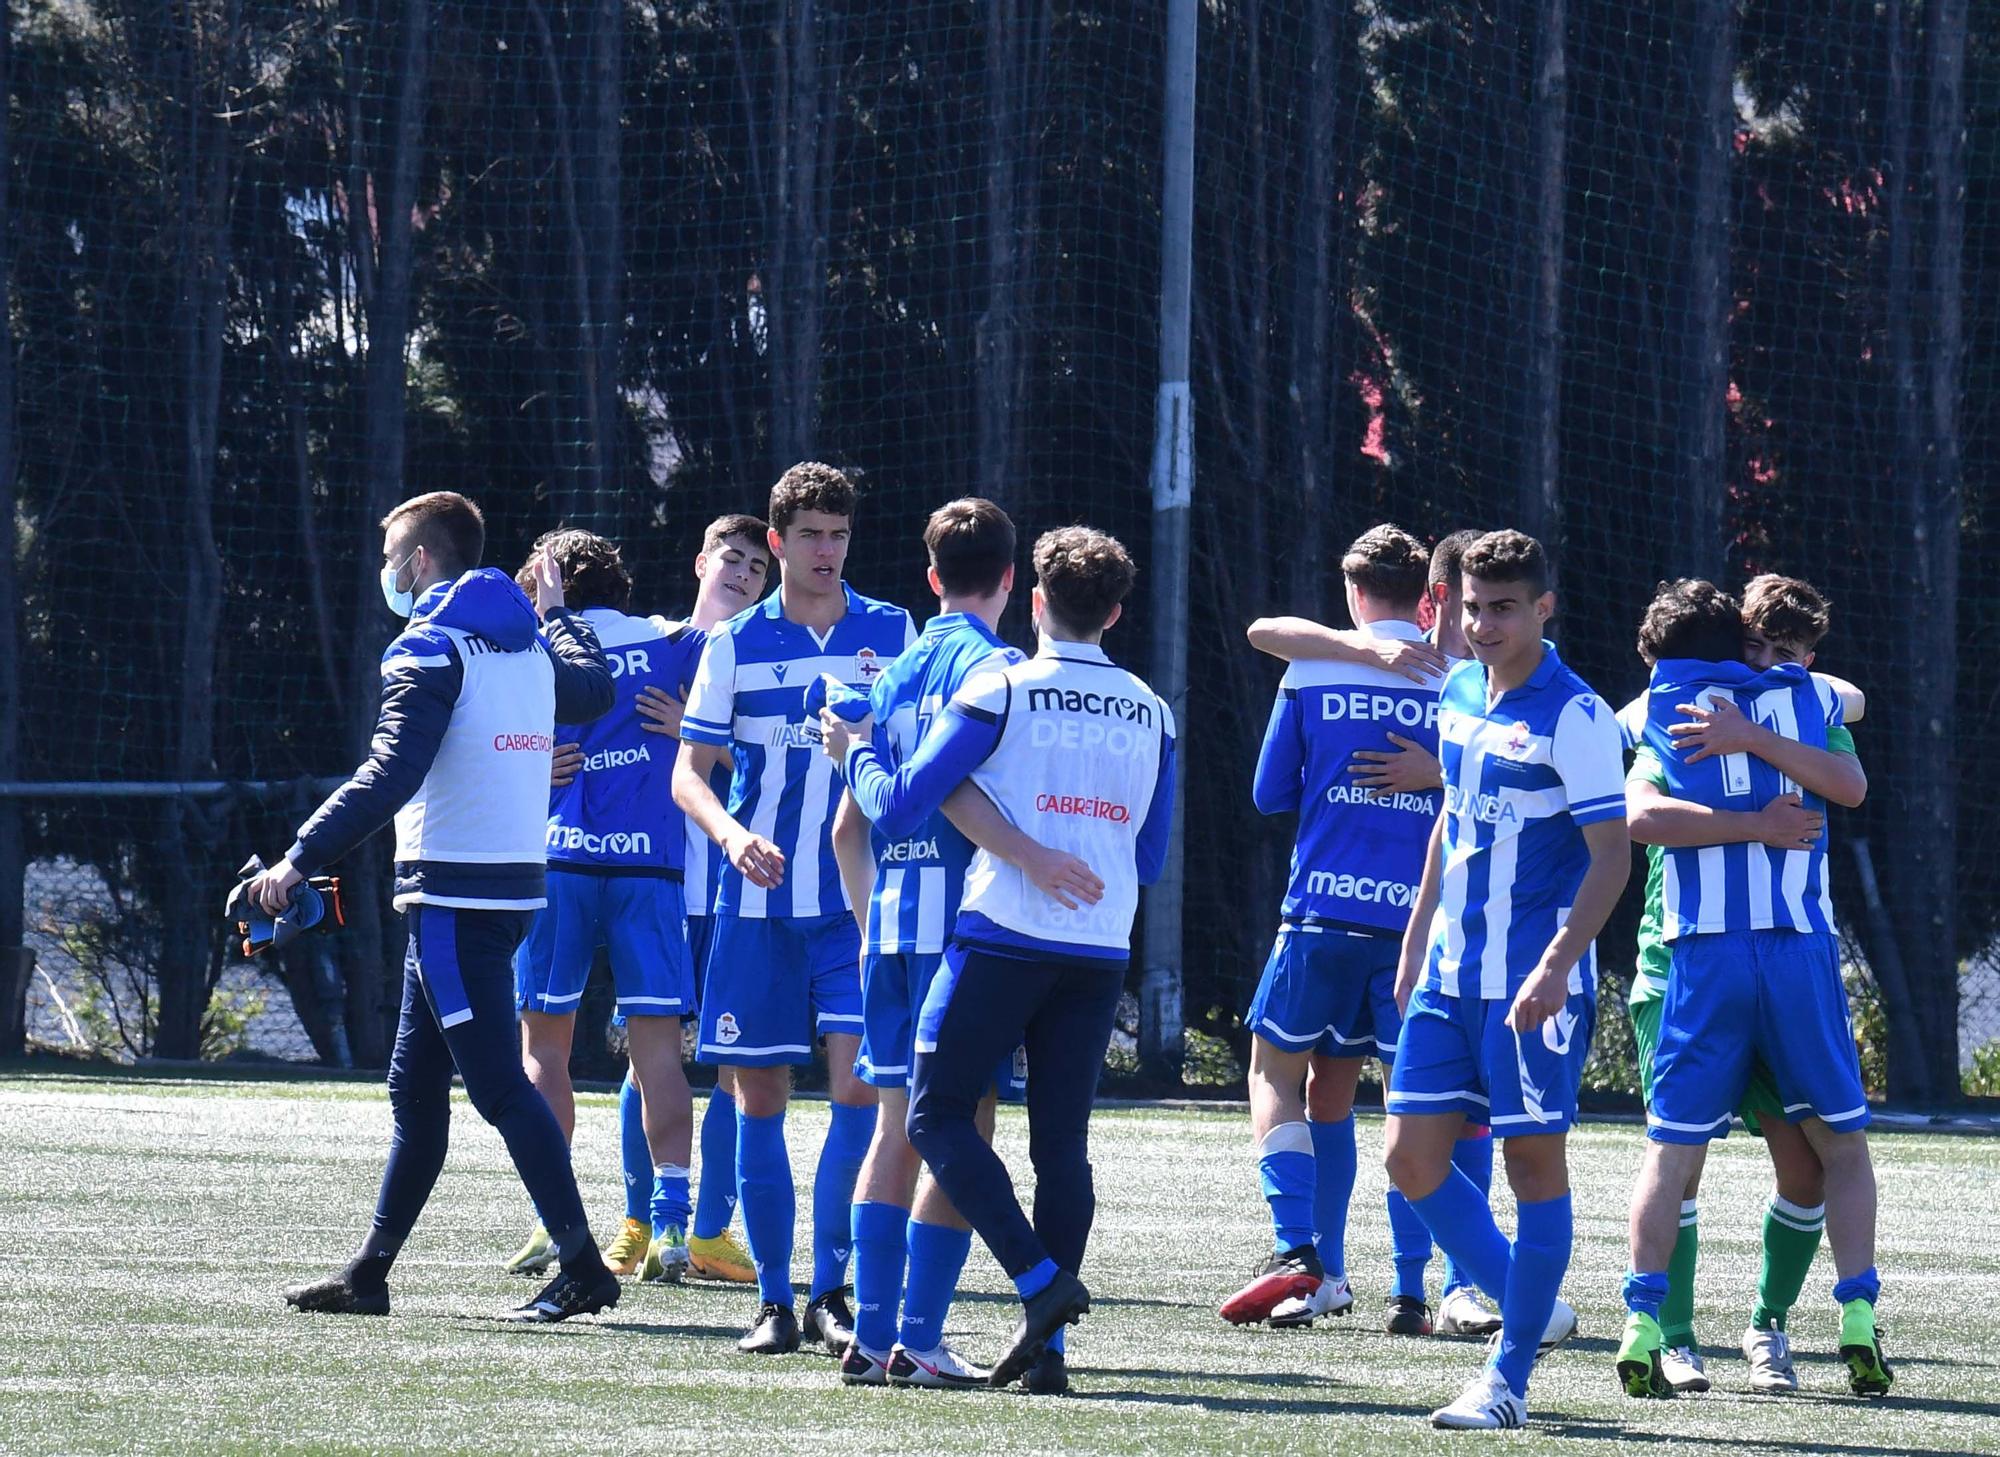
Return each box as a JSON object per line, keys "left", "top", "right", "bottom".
{"left": 696, "top": 912, "right": 864, "bottom": 1066}
{"left": 688, "top": 914, "right": 717, "bottom": 992}
{"left": 1649, "top": 929, "right": 1868, "bottom": 1144}
{"left": 1387, "top": 979, "right": 1596, "bottom": 1135}
{"left": 513, "top": 872, "right": 694, "bottom": 1019}
{"left": 1244, "top": 924, "right": 1402, "bottom": 1060}
{"left": 859, "top": 951, "right": 1027, "bottom": 1101}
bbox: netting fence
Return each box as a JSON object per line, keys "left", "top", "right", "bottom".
{"left": 1, "top": 0, "right": 1994, "bottom": 1104}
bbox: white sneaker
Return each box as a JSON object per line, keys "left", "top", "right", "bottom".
{"left": 1270, "top": 1274, "right": 1354, "bottom": 1328}
{"left": 1661, "top": 1344, "right": 1710, "bottom": 1393}
{"left": 1436, "top": 1285, "right": 1504, "bottom": 1338}
{"left": 1430, "top": 1367, "right": 1528, "bottom": 1430}
{"left": 1742, "top": 1323, "right": 1800, "bottom": 1394}
{"left": 1486, "top": 1297, "right": 1578, "bottom": 1361}
{"left": 838, "top": 1339, "right": 893, "bottom": 1387}
{"left": 887, "top": 1341, "right": 989, "bottom": 1389}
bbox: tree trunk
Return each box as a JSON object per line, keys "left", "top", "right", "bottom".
{"left": 342, "top": 0, "right": 429, "bottom": 1067}
{"left": 1672, "top": 0, "right": 1732, "bottom": 578}
{"left": 586, "top": 0, "right": 624, "bottom": 529}
{"left": 1286, "top": 0, "right": 1343, "bottom": 619}
{"left": 1520, "top": 0, "right": 1565, "bottom": 553}
{"left": 0, "top": 0, "right": 22, "bottom": 1053}
{"left": 768, "top": 0, "right": 831, "bottom": 471}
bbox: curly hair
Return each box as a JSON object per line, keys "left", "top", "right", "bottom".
{"left": 1340, "top": 524, "right": 1429, "bottom": 609}
{"left": 1033, "top": 526, "right": 1135, "bottom": 635}
{"left": 518, "top": 528, "right": 632, "bottom": 613}
{"left": 1636, "top": 578, "right": 1742, "bottom": 664}
{"left": 768, "top": 462, "right": 857, "bottom": 534}
{"left": 1741, "top": 573, "right": 1831, "bottom": 652}
{"left": 1460, "top": 529, "right": 1551, "bottom": 598}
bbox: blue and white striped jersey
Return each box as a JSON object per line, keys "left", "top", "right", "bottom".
{"left": 1640, "top": 658, "right": 1842, "bottom": 942}
{"left": 681, "top": 584, "right": 917, "bottom": 918}
{"left": 1424, "top": 643, "right": 1627, "bottom": 1000}
{"left": 683, "top": 759, "right": 728, "bottom": 917}
{"left": 852, "top": 612, "right": 1023, "bottom": 955}
{"left": 1253, "top": 619, "right": 1444, "bottom": 934}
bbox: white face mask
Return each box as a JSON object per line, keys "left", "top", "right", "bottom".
{"left": 380, "top": 548, "right": 420, "bottom": 618}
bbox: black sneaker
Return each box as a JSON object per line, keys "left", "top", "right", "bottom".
{"left": 738, "top": 1300, "right": 802, "bottom": 1354}
{"left": 1020, "top": 1345, "right": 1070, "bottom": 1396}
{"left": 989, "top": 1269, "right": 1090, "bottom": 1388}
{"left": 804, "top": 1286, "right": 856, "bottom": 1353}
{"left": 505, "top": 1263, "right": 622, "bottom": 1323}
{"left": 1384, "top": 1293, "right": 1433, "bottom": 1337}
{"left": 1219, "top": 1243, "right": 1325, "bottom": 1326}
{"left": 283, "top": 1269, "right": 389, "bottom": 1317}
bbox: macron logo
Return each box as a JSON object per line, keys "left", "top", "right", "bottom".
{"left": 773, "top": 664, "right": 790, "bottom": 683}
{"left": 1305, "top": 870, "right": 1417, "bottom": 907}
{"left": 547, "top": 826, "right": 654, "bottom": 856}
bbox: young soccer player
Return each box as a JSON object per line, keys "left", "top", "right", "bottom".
{"left": 822, "top": 497, "right": 1029, "bottom": 1388}
{"left": 1384, "top": 529, "right": 1630, "bottom": 1431}
{"left": 1244, "top": 527, "right": 1502, "bottom": 1339}
{"left": 825, "top": 525, "right": 1175, "bottom": 1393}
{"left": 673, "top": 465, "right": 914, "bottom": 1354}
{"left": 1618, "top": 574, "right": 1890, "bottom": 1400}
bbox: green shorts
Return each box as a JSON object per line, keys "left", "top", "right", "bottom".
{"left": 1629, "top": 987, "right": 1781, "bottom": 1136}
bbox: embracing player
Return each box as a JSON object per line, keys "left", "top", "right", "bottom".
{"left": 673, "top": 464, "right": 914, "bottom": 1355}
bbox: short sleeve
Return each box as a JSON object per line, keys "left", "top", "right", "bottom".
{"left": 1827, "top": 724, "right": 1856, "bottom": 757}
{"left": 1812, "top": 674, "right": 1844, "bottom": 728}
{"left": 680, "top": 628, "right": 738, "bottom": 746}
{"left": 1552, "top": 692, "right": 1628, "bottom": 826}
{"left": 1625, "top": 744, "right": 1669, "bottom": 791}
{"left": 1615, "top": 694, "right": 1648, "bottom": 750}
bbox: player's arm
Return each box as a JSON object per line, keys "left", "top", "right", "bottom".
{"left": 673, "top": 630, "right": 783, "bottom": 888}
{"left": 1816, "top": 673, "right": 1865, "bottom": 724}
{"left": 1245, "top": 616, "right": 1447, "bottom": 684}
{"left": 1624, "top": 748, "right": 1823, "bottom": 851}
{"left": 1250, "top": 686, "right": 1305, "bottom": 815}
{"left": 1134, "top": 708, "right": 1178, "bottom": 886}
{"left": 831, "top": 790, "right": 875, "bottom": 940}
{"left": 528, "top": 545, "right": 615, "bottom": 724}
{"left": 1392, "top": 810, "right": 1447, "bottom": 1015}
{"left": 941, "top": 783, "right": 1105, "bottom": 910}
{"left": 1669, "top": 700, "right": 1867, "bottom": 807}
{"left": 828, "top": 682, "right": 1005, "bottom": 839}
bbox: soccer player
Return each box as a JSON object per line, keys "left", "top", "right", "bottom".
{"left": 267, "top": 492, "right": 622, "bottom": 1321}
{"left": 827, "top": 526, "right": 1176, "bottom": 1393}
{"left": 1618, "top": 574, "right": 1891, "bottom": 1400}
{"left": 819, "top": 498, "right": 1028, "bottom": 1388}
{"left": 504, "top": 529, "right": 707, "bottom": 1288}
{"left": 1244, "top": 527, "right": 1502, "bottom": 1339}
{"left": 1384, "top": 529, "right": 1630, "bottom": 1431}
{"left": 673, "top": 464, "right": 914, "bottom": 1354}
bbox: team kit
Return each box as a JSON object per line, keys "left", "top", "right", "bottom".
{"left": 274, "top": 464, "right": 1890, "bottom": 1430}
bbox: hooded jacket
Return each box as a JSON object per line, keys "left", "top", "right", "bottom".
{"left": 287, "top": 569, "right": 614, "bottom": 910}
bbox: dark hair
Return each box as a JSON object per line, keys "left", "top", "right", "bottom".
{"left": 925, "top": 497, "right": 1016, "bottom": 598}
{"left": 768, "top": 462, "right": 857, "bottom": 534}
{"left": 1460, "top": 529, "right": 1550, "bottom": 598}
{"left": 1741, "top": 573, "right": 1832, "bottom": 651}
{"left": 1637, "top": 578, "right": 1742, "bottom": 663}
{"left": 703, "top": 513, "right": 771, "bottom": 556}
{"left": 381, "top": 491, "right": 485, "bottom": 573}
{"left": 1033, "top": 526, "right": 1135, "bottom": 635}
{"left": 1429, "top": 528, "right": 1484, "bottom": 592}
{"left": 1341, "top": 524, "right": 1429, "bottom": 609}
{"left": 519, "top": 529, "right": 632, "bottom": 613}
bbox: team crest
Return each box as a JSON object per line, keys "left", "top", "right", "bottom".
{"left": 716, "top": 1012, "right": 742, "bottom": 1045}
{"left": 1504, "top": 720, "right": 1533, "bottom": 756}
{"left": 856, "top": 647, "right": 885, "bottom": 681}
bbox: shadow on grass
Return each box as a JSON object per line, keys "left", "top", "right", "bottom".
{"left": 1542, "top": 1415, "right": 1966, "bottom": 1455}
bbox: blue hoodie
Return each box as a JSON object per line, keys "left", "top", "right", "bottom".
{"left": 288, "top": 569, "right": 614, "bottom": 910}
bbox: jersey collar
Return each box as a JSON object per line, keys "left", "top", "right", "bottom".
{"left": 1360, "top": 617, "right": 1426, "bottom": 642}
{"left": 1036, "top": 637, "right": 1111, "bottom": 664}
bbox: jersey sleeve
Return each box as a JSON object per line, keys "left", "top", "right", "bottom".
{"left": 1251, "top": 681, "right": 1305, "bottom": 816}
{"left": 1136, "top": 699, "right": 1178, "bottom": 885}
{"left": 1625, "top": 744, "right": 1669, "bottom": 792}
{"left": 1827, "top": 724, "right": 1856, "bottom": 757}
{"left": 680, "top": 627, "right": 738, "bottom": 747}
{"left": 1615, "top": 694, "right": 1648, "bottom": 751}
{"left": 1811, "top": 673, "right": 1845, "bottom": 728}
{"left": 843, "top": 668, "right": 1008, "bottom": 838}
{"left": 1552, "top": 692, "right": 1628, "bottom": 827}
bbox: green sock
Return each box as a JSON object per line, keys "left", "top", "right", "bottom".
{"left": 1752, "top": 1195, "right": 1826, "bottom": 1331}
{"left": 1660, "top": 1199, "right": 1699, "bottom": 1347}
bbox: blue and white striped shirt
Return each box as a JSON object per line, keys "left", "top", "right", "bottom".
{"left": 681, "top": 584, "right": 916, "bottom": 918}
{"left": 1640, "top": 659, "right": 1842, "bottom": 942}
{"left": 1424, "top": 643, "right": 1627, "bottom": 1000}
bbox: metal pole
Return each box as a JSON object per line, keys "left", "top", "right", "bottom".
{"left": 1139, "top": 0, "right": 1196, "bottom": 1082}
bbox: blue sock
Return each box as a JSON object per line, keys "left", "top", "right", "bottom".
{"left": 1494, "top": 1193, "right": 1573, "bottom": 1400}
{"left": 1047, "top": 1326, "right": 1065, "bottom": 1354}
{"left": 1308, "top": 1116, "right": 1355, "bottom": 1278}
{"left": 619, "top": 1073, "right": 649, "bottom": 1224}
{"left": 899, "top": 1219, "right": 973, "bottom": 1353}
{"left": 1409, "top": 1168, "right": 1511, "bottom": 1306}
{"left": 736, "top": 1109, "right": 795, "bottom": 1305}
{"left": 693, "top": 1085, "right": 739, "bottom": 1240}
{"left": 850, "top": 1200, "right": 908, "bottom": 1353}
{"left": 1387, "top": 1187, "right": 1432, "bottom": 1300}
{"left": 1623, "top": 1267, "right": 1669, "bottom": 1320}
{"left": 812, "top": 1102, "right": 877, "bottom": 1299}
{"left": 1014, "top": 1257, "right": 1059, "bottom": 1301}
{"left": 1443, "top": 1132, "right": 1494, "bottom": 1293}
{"left": 1833, "top": 1267, "right": 1881, "bottom": 1307}
{"left": 650, "top": 1163, "right": 691, "bottom": 1238}
{"left": 1257, "top": 1122, "right": 1316, "bottom": 1253}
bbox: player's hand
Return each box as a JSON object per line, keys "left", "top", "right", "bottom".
{"left": 636, "top": 686, "right": 685, "bottom": 738}
{"left": 550, "top": 741, "right": 583, "bottom": 788}
{"left": 1505, "top": 964, "right": 1568, "bottom": 1034}
{"left": 1349, "top": 733, "right": 1443, "bottom": 795}
{"left": 818, "top": 709, "right": 873, "bottom": 763}
{"left": 528, "top": 542, "right": 567, "bottom": 618}
{"left": 1365, "top": 636, "right": 1449, "bottom": 684}
{"left": 1670, "top": 697, "right": 1762, "bottom": 762}
{"left": 1753, "top": 792, "right": 1823, "bottom": 850}
{"left": 1020, "top": 844, "right": 1105, "bottom": 910}
{"left": 248, "top": 858, "right": 304, "bottom": 916}
{"left": 724, "top": 829, "right": 786, "bottom": 889}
